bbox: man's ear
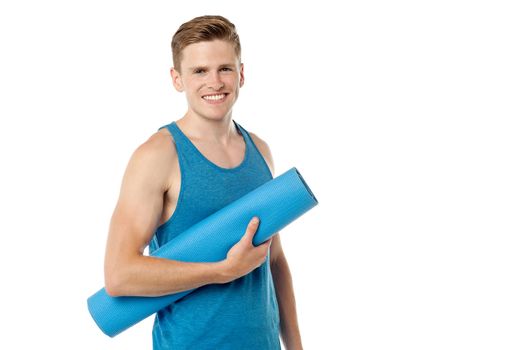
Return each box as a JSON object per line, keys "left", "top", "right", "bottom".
{"left": 170, "top": 67, "right": 184, "bottom": 92}
{"left": 239, "top": 63, "right": 245, "bottom": 88}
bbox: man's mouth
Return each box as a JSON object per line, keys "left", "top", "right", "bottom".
{"left": 202, "top": 93, "right": 228, "bottom": 102}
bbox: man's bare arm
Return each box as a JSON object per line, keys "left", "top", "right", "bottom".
{"left": 270, "top": 235, "right": 303, "bottom": 350}
{"left": 104, "top": 132, "right": 271, "bottom": 297}
{"left": 250, "top": 132, "right": 304, "bottom": 349}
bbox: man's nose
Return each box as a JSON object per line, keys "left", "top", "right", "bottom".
{"left": 207, "top": 72, "right": 224, "bottom": 90}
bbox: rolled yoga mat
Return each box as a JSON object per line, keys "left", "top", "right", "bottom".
{"left": 87, "top": 167, "right": 318, "bottom": 337}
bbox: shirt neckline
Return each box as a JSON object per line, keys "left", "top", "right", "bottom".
{"left": 171, "top": 120, "right": 249, "bottom": 172}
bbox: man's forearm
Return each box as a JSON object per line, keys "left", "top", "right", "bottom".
{"left": 105, "top": 255, "right": 226, "bottom": 297}
{"left": 271, "top": 256, "right": 303, "bottom": 350}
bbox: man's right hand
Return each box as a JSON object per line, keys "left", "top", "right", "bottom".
{"left": 218, "top": 217, "right": 273, "bottom": 284}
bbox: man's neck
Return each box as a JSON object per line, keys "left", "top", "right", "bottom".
{"left": 177, "top": 112, "right": 239, "bottom": 145}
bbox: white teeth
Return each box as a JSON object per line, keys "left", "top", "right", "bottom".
{"left": 203, "top": 94, "right": 226, "bottom": 101}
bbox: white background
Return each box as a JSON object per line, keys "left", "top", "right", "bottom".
{"left": 1, "top": 1, "right": 525, "bottom": 349}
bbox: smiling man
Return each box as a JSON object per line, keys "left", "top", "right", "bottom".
{"left": 103, "top": 15, "right": 303, "bottom": 349}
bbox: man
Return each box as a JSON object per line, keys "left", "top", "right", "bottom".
{"left": 103, "top": 15, "right": 303, "bottom": 349}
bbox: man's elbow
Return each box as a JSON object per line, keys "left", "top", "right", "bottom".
{"left": 105, "top": 272, "right": 123, "bottom": 297}
{"left": 104, "top": 264, "right": 129, "bottom": 297}
{"left": 104, "top": 250, "right": 144, "bottom": 296}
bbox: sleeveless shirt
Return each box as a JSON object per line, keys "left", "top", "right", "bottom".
{"left": 149, "top": 120, "right": 281, "bottom": 350}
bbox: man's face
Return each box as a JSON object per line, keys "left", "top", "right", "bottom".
{"left": 171, "top": 39, "right": 244, "bottom": 122}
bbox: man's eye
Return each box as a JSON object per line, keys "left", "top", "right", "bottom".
{"left": 221, "top": 67, "right": 232, "bottom": 71}
{"left": 194, "top": 69, "right": 205, "bottom": 74}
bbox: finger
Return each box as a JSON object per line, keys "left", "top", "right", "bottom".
{"left": 263, "top": 237, "right": 273, "bottom": 246}
{"left": 243, "top": 217, "right": 260, "bottom": 243}
{"left": 257, "top": 237, "right": 272, "bottom": 250}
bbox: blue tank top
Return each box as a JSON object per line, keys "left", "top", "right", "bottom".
{"left": 149, "top": 120, "right": 281, "bottom": 350}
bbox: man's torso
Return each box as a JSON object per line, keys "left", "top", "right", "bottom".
{"left": 155, "top": 124, "right": 257, "bottom": 228}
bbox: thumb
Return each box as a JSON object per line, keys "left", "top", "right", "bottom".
{"left": 243, "top": 217, "right": 260, "bottom": 244}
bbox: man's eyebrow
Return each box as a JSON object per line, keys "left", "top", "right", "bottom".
{"left": 188, "top": 65, "right": 206, "bottom": 72}
{"left": 188, "top": 64, "right": 236, "bottom": 71}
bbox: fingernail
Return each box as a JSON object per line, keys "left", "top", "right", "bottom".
{"left": 252, "top": 217, "right": 259, "bottom": 223}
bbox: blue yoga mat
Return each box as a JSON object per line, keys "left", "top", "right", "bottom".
{"left": 87, "top": 167, "right": 318, "bottom": 337}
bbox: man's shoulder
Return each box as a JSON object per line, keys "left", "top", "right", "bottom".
{"left": 139, "top": 127, "right": 175, "bottom": 154}
{"left": 247, "top": 131, "right": 275, "bottom": 175}
{"left": 248, "top": 131, "right": 270, "bottom": 153}
{"left": 129, "top": 127, "right": 177, "bottom": 171}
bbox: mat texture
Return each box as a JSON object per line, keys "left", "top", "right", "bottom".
{"left": 87, "top": 167, "right": 318, "bottom": 337}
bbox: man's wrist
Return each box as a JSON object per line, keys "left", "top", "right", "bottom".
{"left": 211, "top": 260, "right": 231, "bottom": 284}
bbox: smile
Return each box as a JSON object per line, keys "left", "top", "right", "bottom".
{"left": 202, "top": 93, "right": 228, "bottom": 102}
